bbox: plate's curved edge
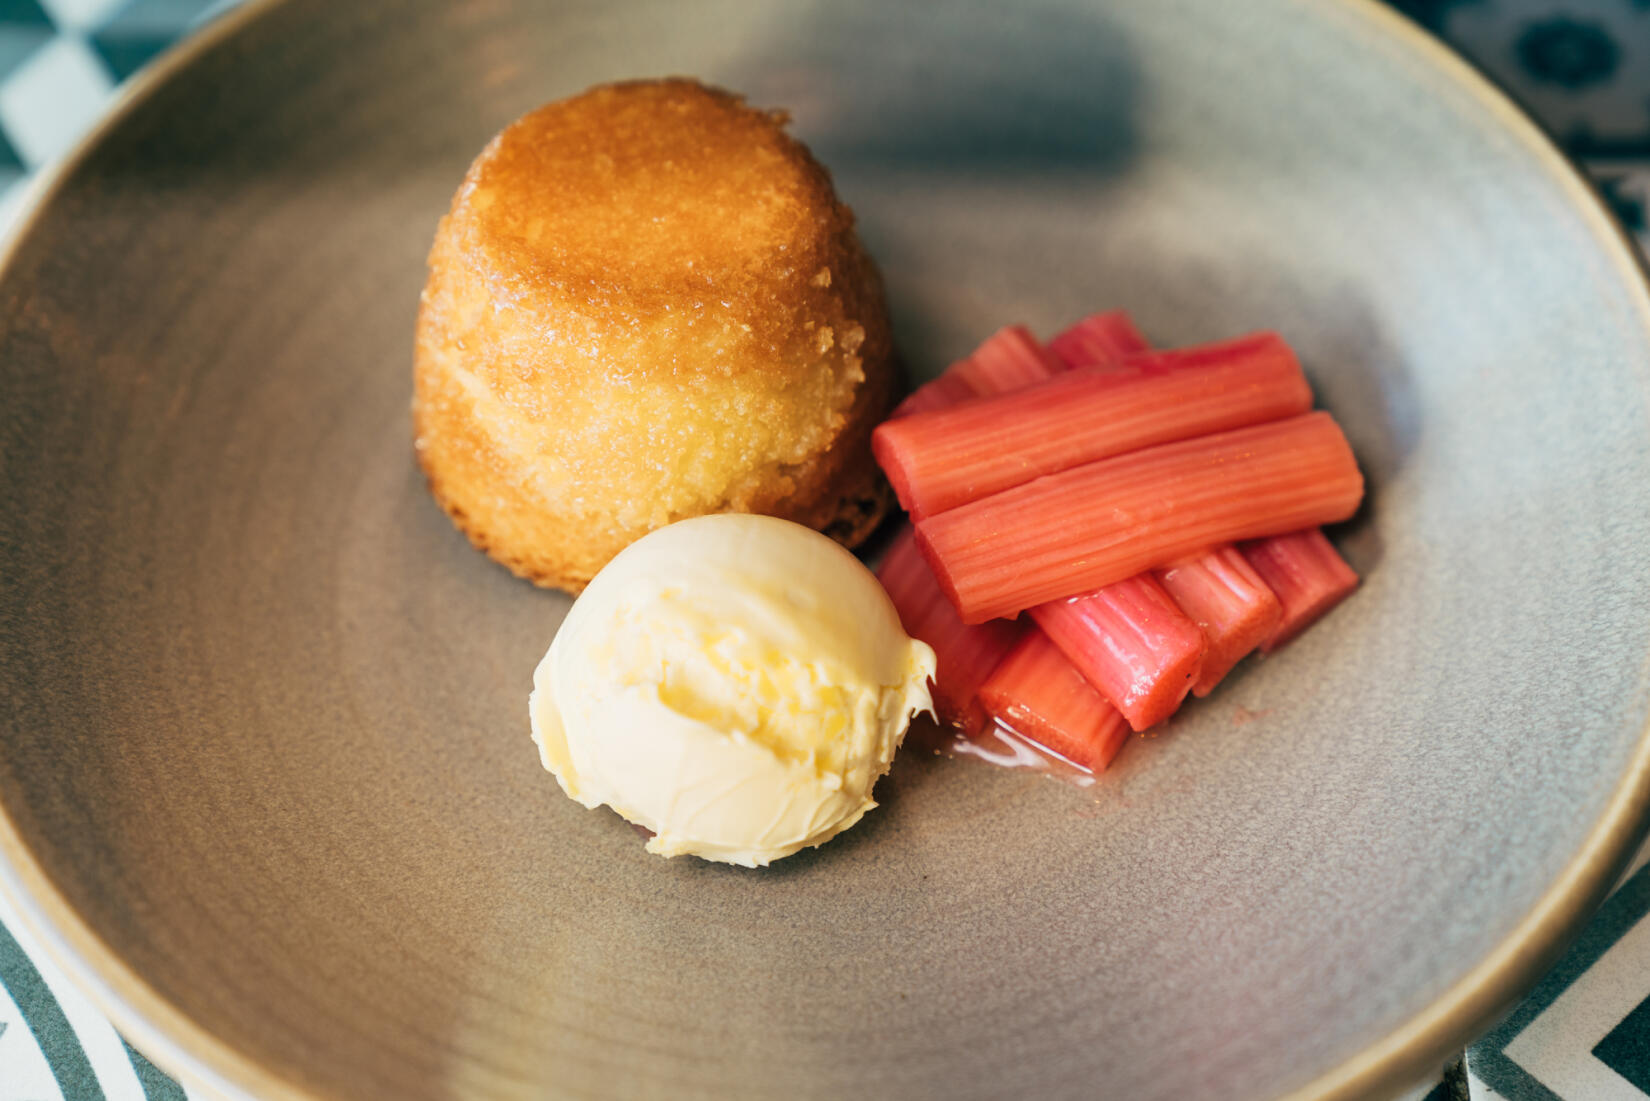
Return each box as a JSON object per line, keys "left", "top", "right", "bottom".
{"left": 0, "top": 1, "right": 1647, "bottom": 1100}
{"left": 0, "top": 0, "right": 274, "bottom": 280}
{"left": 1276, "top": 10, "right": 1650, "bottom": 1101}
{"left": 0, "top": 4, "right": 313, "bottom": 1098}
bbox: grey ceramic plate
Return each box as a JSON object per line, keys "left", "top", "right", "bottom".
{"left": 3, "top": 1, "right": 1650, "bottom": 1099}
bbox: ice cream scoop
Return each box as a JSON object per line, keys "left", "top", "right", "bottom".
{"left": 529, "top": 513, "right": 935, "bottom": 867}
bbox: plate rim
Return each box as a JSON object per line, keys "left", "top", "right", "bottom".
{"left": 0, "top": 1, "right": 1647, "bottom": 1098}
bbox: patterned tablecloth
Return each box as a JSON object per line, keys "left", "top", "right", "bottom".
{"left": 0, "top": 1, "right": 1647, "bottom": 1098}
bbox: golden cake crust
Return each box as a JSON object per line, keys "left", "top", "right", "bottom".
{"left": 413, "top": 78, "right": 894, "bottom": 592}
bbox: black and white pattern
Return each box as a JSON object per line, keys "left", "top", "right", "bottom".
{"left": 0, "top": 2, "right": 1645, "bottom": 1099}
{"left": 0, "top": 0, "right": 221, "bottom": 226}
{"left": 0, "top": 889, "right": 191, "bottom": 1099}
{"left": 1466, "top": 848, "right": 1650, "bottom": 1099}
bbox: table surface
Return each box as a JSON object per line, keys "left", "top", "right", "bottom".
{"left": 0, "top": 0, "right": 1647, "bottom": 1098}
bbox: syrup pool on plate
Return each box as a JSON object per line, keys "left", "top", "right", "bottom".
{"left": 910, "top": 718, "right": 1105, "bottom": 789}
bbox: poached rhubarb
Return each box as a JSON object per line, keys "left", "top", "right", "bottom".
{"left": 1051, "top": 325, "right": 1291, "bottom": 699}
{"left": 978, "top": 631, "right": 1131, "bottom": 772}
{"left": 1048, "top": 309, "right": 1150, "bottom": 368}
{"left": 891, "top": 325, "right": 1061, "bottom": 418}
{"left": 876, "top": 526, "right": 1024, "bottom": 732}
{"left": 1241, "top": 529, "right": 1360, "bottom": 652}
{"left": 916, "top": 412, "right": 1365, "bottom": 623}
{"left": 873, "top": 331, "right": 1311, "bottom": 518}
{"left": 1156, "top": 546, "right": 1282, "bottom": 696}
{"left": 1029, "top": 575, "right": 1205, "bottom": 731}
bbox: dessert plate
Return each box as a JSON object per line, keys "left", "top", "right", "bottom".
{"left": 2, "top": 1, "right": 1650, "bottom": 1098}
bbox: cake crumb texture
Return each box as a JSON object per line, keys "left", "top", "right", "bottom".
{"left": 414, "top": 78, "right": 895, "bottom": 592}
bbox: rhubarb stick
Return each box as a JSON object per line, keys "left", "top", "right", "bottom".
{"left": 1048, "top": 313, "right": 1216, "bottom": 728}
{"left": 916, "top": 412, "right": 1365, "bottom": 623}
{"left": 978, "top": 631, "right": 1131, "bottom": 772}
{"left": 1050, "top": 325, "right": 1296, "bottom": 695}
{"left": 1048, "top": 309, "right": 1150, "bottom": 367}
{"left": 879, "top": 327, "right": 1055, "bottom": 730}
{"left": 890, "top": 371, "right": 978, "bottom": 419}
{"left": 1029, "top": 575, "right": 1205, "bottom": 731}
{"left": 891, "top": 325, "right": 1062, "bottom": 418}
{"left": 1241, "top": 529, "right": 1360, "bottom": 652}
{"left": 873, "top": 331, "right": 1311, "bottom": 518}
{"left": 1156, "top": 547, "right": 1282, "bottom": 696}
{"left": 876, "top": 526, "right": 1025, "bottom": 732}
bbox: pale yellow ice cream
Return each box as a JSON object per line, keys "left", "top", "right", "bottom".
{"left": 529, "top": 514, "right": 936, "bottom": 867}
